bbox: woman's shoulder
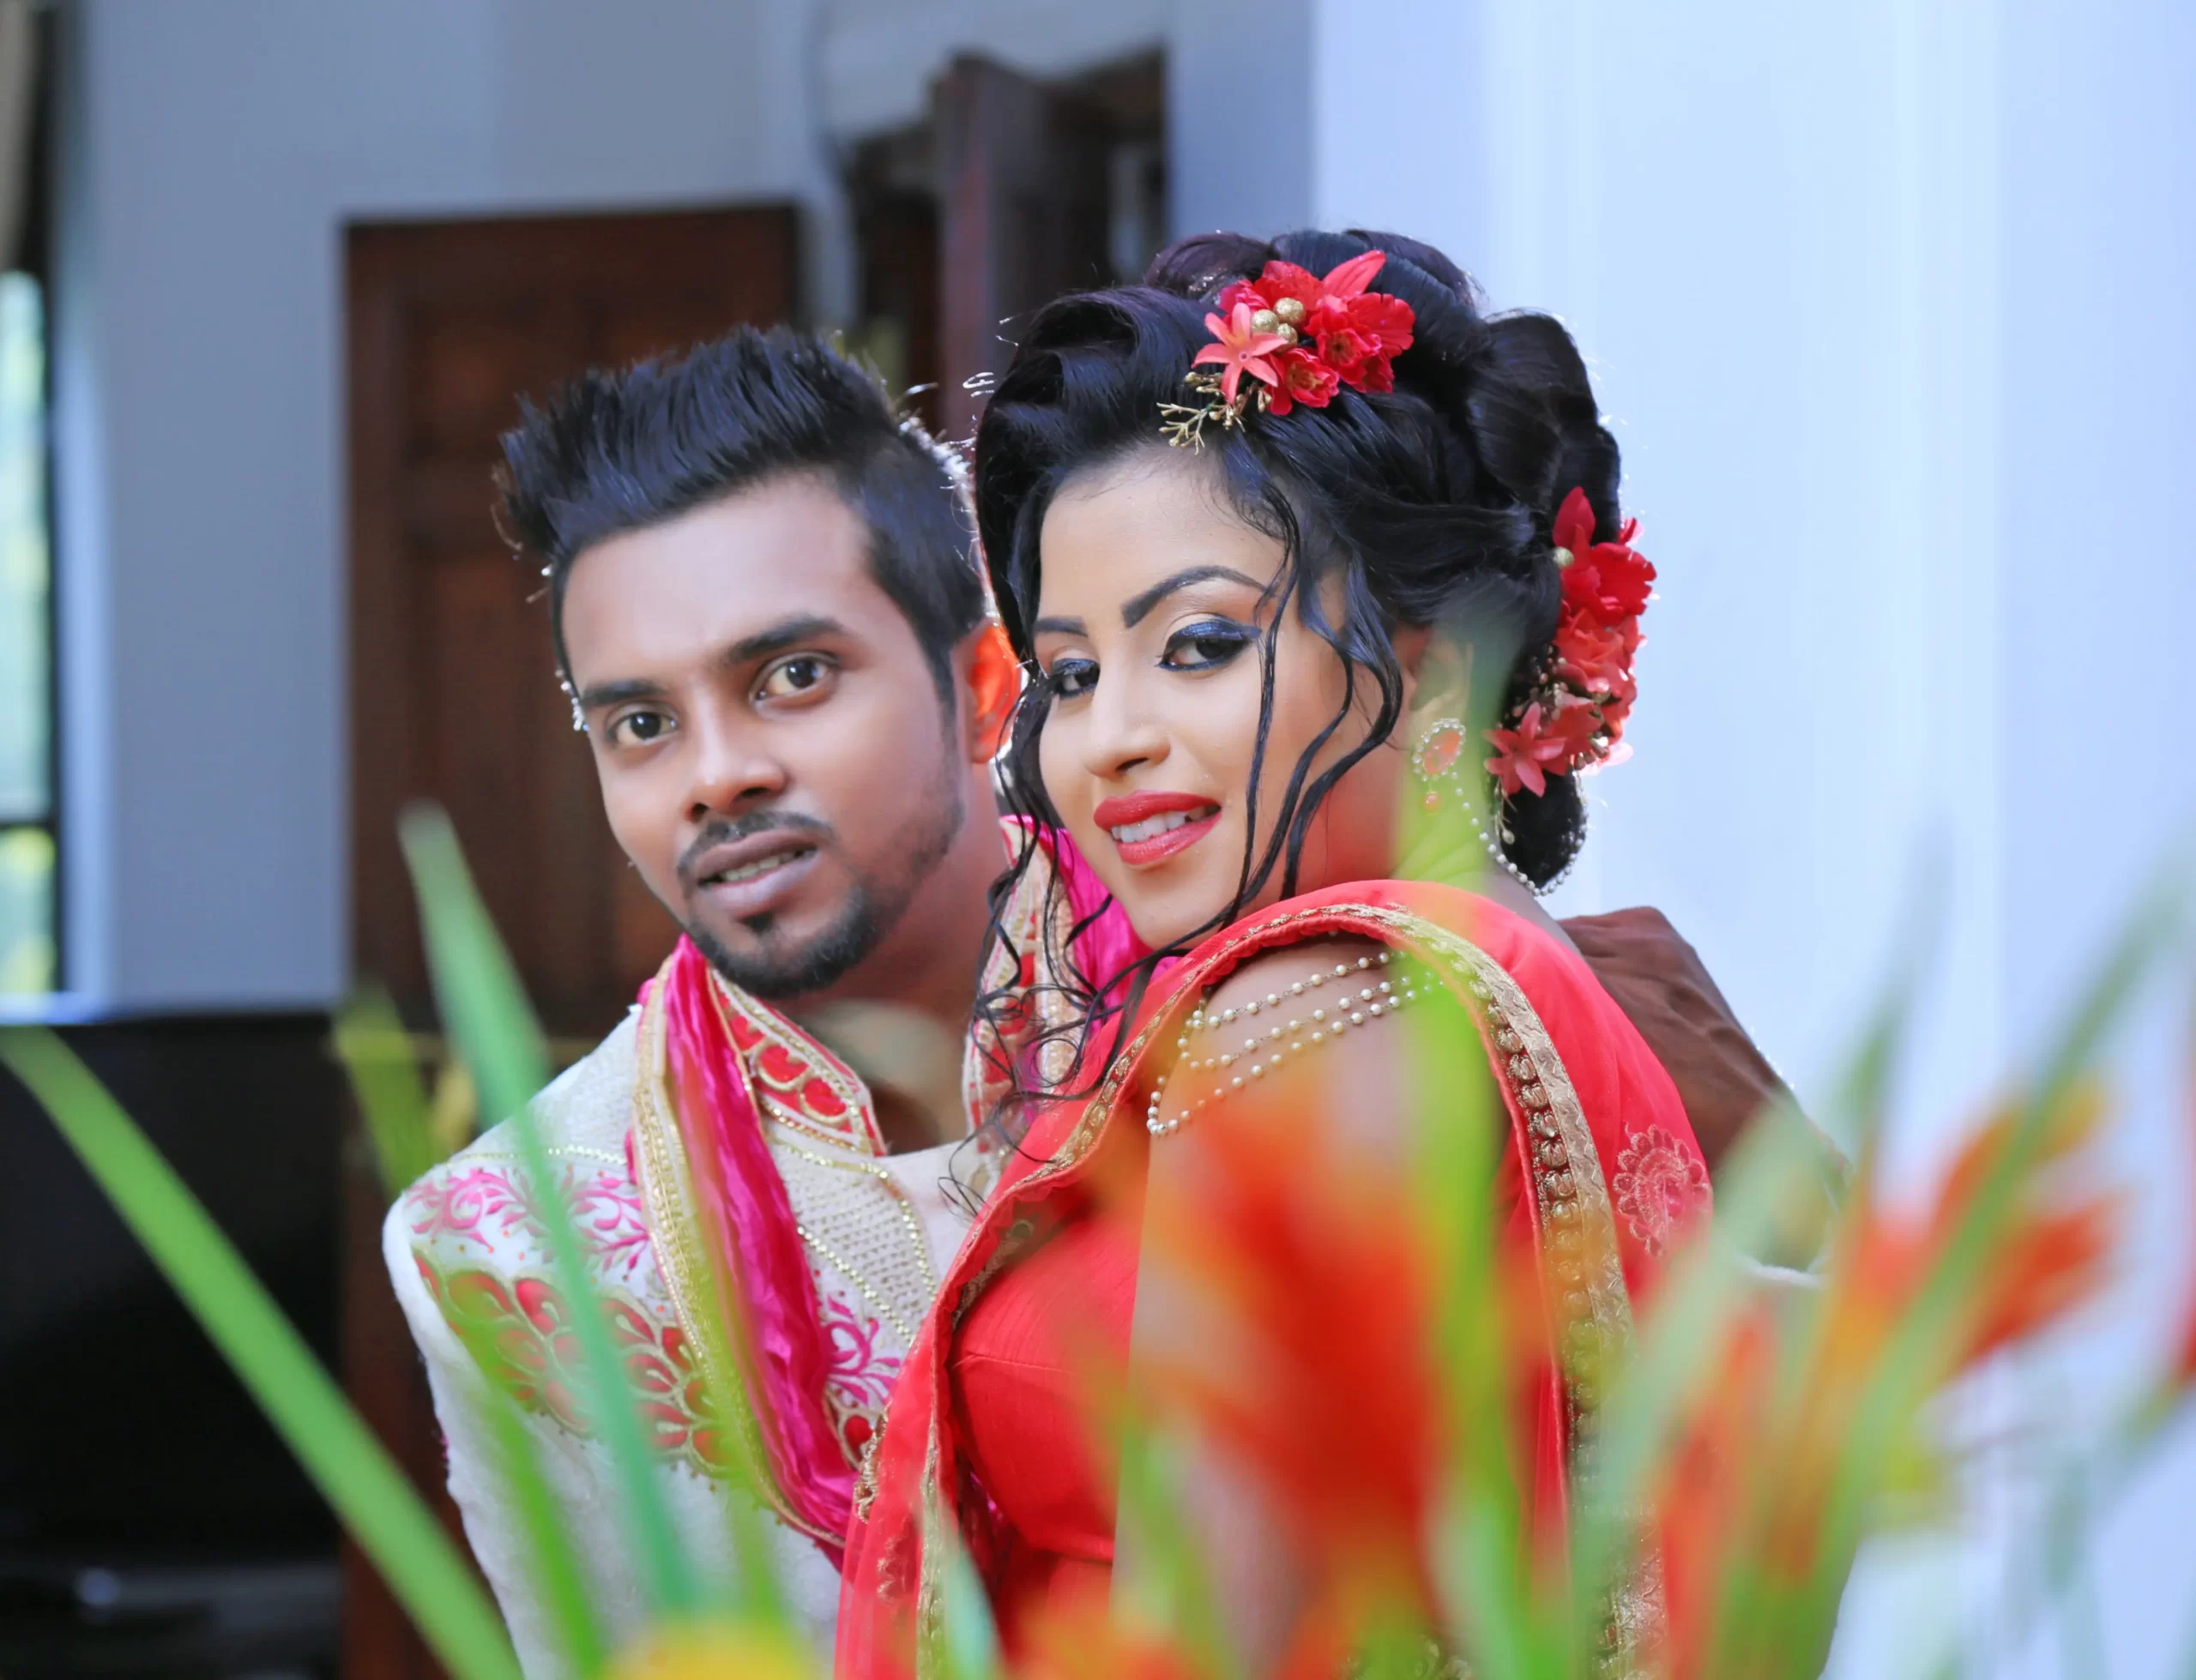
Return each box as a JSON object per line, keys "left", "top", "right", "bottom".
{"left": 1196, "top": 880, "right": 1573, "bottom": 990}
{"left": 1179, "top": 881, "right": 1623, "bottom": 1077}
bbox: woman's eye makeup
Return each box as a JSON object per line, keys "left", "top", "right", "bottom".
{"left": 1047, "top": 656, "right": 1099, "bottom": 698}
{"left": 1161, "top": 618, "right": 1256, "bottom": 670}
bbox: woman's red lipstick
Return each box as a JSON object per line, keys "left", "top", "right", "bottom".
{"left": 1093, "top": 790, "right": 1222, "bottom": 868}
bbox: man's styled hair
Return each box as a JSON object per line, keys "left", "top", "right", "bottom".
{"left": 498, "top": 326, "right": 985, "bottom": 701}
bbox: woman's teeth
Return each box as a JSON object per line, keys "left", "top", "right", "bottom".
{"left": 1109, "top": 807, "right": 1216, "bottom": 846}
{"left": 708, "top": 846, "right": 808, "bottom": 886}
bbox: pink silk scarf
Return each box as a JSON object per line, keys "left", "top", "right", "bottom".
{"left": 653, "top": 936, "right": 860, "bottom": 1559}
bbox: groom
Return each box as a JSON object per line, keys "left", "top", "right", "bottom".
{"left": 382, "top": 326, "right": 1801, "bottom": 1676}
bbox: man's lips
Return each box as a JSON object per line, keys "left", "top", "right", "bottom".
{"left": 685, "top": 831, "right": 824, "bottom": 919}
{"left": 1092, "top": 790, "right": 1222, "bottom": 868}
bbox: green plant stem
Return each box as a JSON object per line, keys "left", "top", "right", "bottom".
{"left": 0, "top": 1027, "right": 522, "bottom": 1680}
{"left": 400, "top": 804, "right": 702, "bottom": 1618}
{"left": 1798, "top": 878, "right": 2181, "bottom": 1630}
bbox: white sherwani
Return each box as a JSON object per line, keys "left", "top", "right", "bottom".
{"left": 383, "top": 997, "right": 972, "bottom": 1677}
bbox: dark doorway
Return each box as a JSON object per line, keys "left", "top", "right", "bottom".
{"left": 846, "top": 50, "right": 1167, "bottom": 444}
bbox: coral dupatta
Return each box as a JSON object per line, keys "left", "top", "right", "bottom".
{"left": 836, "top": 879, "right": 1710, "bottom": 1677}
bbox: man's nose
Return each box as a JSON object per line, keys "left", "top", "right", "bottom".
{"left": 682, "top": 713, "right": 787, "bottom": 823}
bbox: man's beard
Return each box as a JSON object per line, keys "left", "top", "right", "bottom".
{"left": 682, "top": 774, "right": 965, "bottom": 1003}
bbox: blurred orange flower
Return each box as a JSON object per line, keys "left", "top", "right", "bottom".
{"left": 1017, "top": 1593, "right": 1205, "bottom": 1680}
{"left": 1655, "top": 1083, "right": 2118, "bottom": 1676}
{"left": 1140, "top": 1086, "right": 1445, "bottom": 1621}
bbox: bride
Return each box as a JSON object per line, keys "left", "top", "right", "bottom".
{"left": 836, "top": 228, "right": 1711, "bottom": 1674}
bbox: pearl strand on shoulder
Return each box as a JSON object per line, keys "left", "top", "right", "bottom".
{"left": 1457, "top": 792, "right": 1584, "bottom": 898}
{"left": 1145, "top": 950, "right": 1430, "bottom": 1137}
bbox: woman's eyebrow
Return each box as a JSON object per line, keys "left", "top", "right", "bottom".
{"left": 1033, "top": 615, "right": 1088, "bottom": 638}
{"left": 1119, "top": 565, "right": 1264, "bottom": 629}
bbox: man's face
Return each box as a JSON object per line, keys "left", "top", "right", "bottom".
{"left": 562, "top": 473, "right": 967, "bottom": 999}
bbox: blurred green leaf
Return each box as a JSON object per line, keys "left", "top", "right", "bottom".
{"left": 333, "top": 984, "right": 442, "bottom": 1195}
{"left": 935, "top": 1520, "right": 1005, "bottom": 1680}
{"left": 338, "top": 962, "right": 612, "bottom": 1670}
{"left": 0, "top": 1027, "right": 522, "bottom": 1680}
{"left": 480, "top": 1384, "right": 612, "bottom": 1676}
{"left": 1112, "top": 1400, "right": 1238, "bottom": 1679}
{"left": 1409, "top": 991, "right": 1551, "bottom": 1680}
{"left": 400, "top": 803, "right": 701, "bottom": 1618}
{"left": 1802, "top": 868, "right": 2185, "bottom": 1633}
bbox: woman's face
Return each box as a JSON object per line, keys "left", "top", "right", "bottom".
{"left": 1031, "top": 447, "right": 1413, "bottom": 952}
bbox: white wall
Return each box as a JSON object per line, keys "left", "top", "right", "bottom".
{"left": 53, "top": 0, "right": 842, "bottom": 1010}
{"left": 1306, "top": 1, "right": 2196, "bottom": 1672}
{"left": 1313, "top": 0, "right": 2012, "bottom": 1145}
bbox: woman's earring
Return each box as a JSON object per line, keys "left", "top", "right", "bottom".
{"left": 1410, "top": 717, "right": 1469, "bottom": 810}
{"left": 1410, "top": 715, "right": 1545, "bottom": 895}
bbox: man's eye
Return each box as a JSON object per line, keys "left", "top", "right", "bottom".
{"left": 1047, "top": 658, "right": 1097, "bottom": 699}
{"left": 757, "top": 654, "right": 834, "bottom": 700}
{"left": 1163, "top": 621, "right": 1254, "bottom": 670}
{"left": 609, "top": 710, "right": 673, "bottom": 746}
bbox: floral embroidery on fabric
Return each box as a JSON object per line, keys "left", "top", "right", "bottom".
{"left": 817, "top": 1292, "right": 900, "bottom": 1465}
{"left": 710, "top": 972, "right": 875, "bottom": 1149}
{"left": 820, "top": 1292, "right": 902, "bottom": 1413}
{"left": 414, "top": 1250, "right": 734, "bottom": 1477}
{"left": 1612, "top": 1125, "right": 1710, "bottom": 1258}
{"left": 404, "top": 1160, "right": 651, "bottom": 1281}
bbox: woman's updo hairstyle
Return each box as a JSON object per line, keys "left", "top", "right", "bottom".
{"left": 974, "top": 226, "right": 1622, "bottom": 894}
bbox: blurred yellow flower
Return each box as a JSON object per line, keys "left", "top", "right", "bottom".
{"left": 606, "top": 1622, "right": 815, "bottom": 1680}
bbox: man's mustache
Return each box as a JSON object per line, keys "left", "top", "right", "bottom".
{"left": 675, "top": 811, "right": 835, "bottom": 888}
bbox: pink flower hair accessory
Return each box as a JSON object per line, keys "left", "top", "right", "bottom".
{"left": 1160, "top": 250, "right": 1416, "bottom": 448}
{"left": 1485, "top": 487, "right": 1654, "bottom": 798}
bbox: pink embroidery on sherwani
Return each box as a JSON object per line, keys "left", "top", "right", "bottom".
{"left": 818, "top": 1292, "right": 902, "bottom": 1412}
{"left": 1612, "top": 1125, "right": 1710, "bottom": 1257}
{"left": 417, "top": 1250, "right": 733, "bottom": 1476}
{"left": 817, "top": 1292, "right": 901, "bottom": 1466}
{"left": 404, "top": 1164, "right": 525, "bottom": 1249}
{"left": 406, "top": 1161, "right": 650, "bottom": 1278}
{"left": 565, "top": 1170, "right": 650, "bottom": 1280}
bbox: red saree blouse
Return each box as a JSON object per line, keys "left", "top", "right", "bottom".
{"left": 836, "top": 880, "right": 1711, "bottom": 1677}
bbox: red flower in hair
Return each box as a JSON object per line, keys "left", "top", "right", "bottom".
{"left": 1313, "top": 322, "right": 1378, "bottom": 374}
{"left": 1554, "top": 614, "right": 1640, "bottom": 700}
{"left": 1198, "top": 251, "right": 1416, "bottom": 422}
{"left": 1312, "top": 248, "right": 1390, "bottom": 305}
{"left": 1344, "top": 289, "right": 1415, "bottom": 359}
{"left": 1554, "top": 486, "right": 1655, "bottom": 624}
{"left": 1219, "top": 259, "right": 1322, "bottom": 321}
{"left": 1267, "top": 350, "right": 1341, "bottom": 416}
{"left": 1546, "top": 693, "right": 1608, "bottom": 761}
{"left": 1484, "top": 701, "right": 1575, "bottom": 798}
{"left": 1192, "top": 302, "right": 1291, "bottom": 408}
{"left": 1485, "top": 488, "right": 1655, "bottom": 794}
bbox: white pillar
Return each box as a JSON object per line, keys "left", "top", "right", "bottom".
{"left": 1300, "top": 0, "right": 2196, "bottom": 1669}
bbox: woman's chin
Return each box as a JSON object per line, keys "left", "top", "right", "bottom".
{"left": 1118, "top": 873, "right": 1276, "bottom": 954}
{"left": 1116, "top": 885, "right": 1222, "bottom": 956}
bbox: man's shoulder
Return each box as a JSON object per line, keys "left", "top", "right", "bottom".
{"left": 383, "top": 1011, "right": 649, "bottom": 1280}
{"left": 442, "top": 1009, "right": 638, "bottom": 1169}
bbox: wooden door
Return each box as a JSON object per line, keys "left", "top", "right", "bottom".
{"left": 342, "top": 206, "right": 799, "bottom": 1680}
{"left": 932, "top": 55, "right": 1113, "bottom": 440}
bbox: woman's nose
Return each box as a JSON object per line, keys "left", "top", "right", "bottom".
{"left": 1079, "top": 678, "right": 1169, "bottom": 782}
